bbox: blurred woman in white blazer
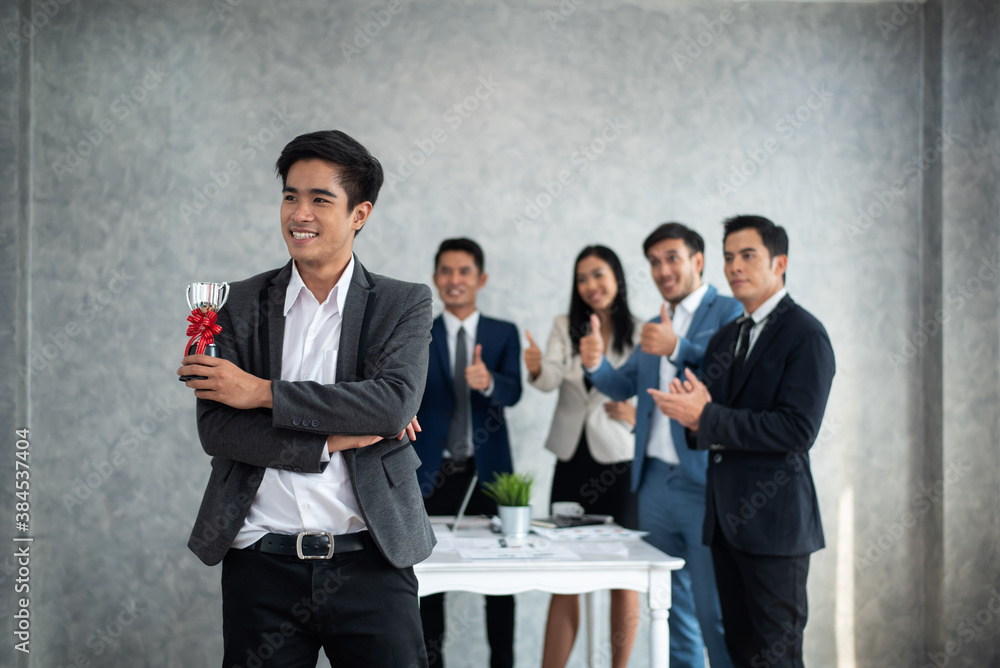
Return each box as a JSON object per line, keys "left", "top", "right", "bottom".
{"left": 525, "top": 245, "right": 642, "bottom": 668}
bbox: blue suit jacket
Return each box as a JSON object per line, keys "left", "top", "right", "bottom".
{"left": 587, "top": 285, "right": 742, "bottom": 492}
{"left": 696, "top": 295, "right": 835, "bottom": 556}
{"left": 414, "top": 314, "right": 522, "bottom": 497}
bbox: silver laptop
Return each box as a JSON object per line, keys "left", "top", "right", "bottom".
{"left": 449, "top": 474, "right": 478, "bottom": 534}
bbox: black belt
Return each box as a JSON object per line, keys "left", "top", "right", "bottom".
{"left": 250, "top": 531, "right": 368, "bottom": 560}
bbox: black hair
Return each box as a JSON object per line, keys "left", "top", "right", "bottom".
{"left": 642, "top": 222, "right": 705, "bottom": 277}
{"left": 569, "top": 245, "right": 634, "bottom": 356}
{"left": 722, "top": 215, "right": 789, "bottom": 283}
{"left": 434, "top": 238, "right": 485, "bottom": 273}
{"left": 275, "top": 130, "right": 384, "bottom": 214}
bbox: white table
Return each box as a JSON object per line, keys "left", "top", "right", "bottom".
{"left": 413, "top": 519, "right": 684, "bottom": 667}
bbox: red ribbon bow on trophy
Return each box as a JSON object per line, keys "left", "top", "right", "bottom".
{"left": 185, "top": 309, "right": 222, "bottom": 356}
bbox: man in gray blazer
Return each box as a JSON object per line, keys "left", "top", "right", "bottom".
{"left": 178, "top": 130, "right": 434, "bottom": 668}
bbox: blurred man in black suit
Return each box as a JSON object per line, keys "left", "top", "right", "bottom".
{"left": 651, "top": 215, "right": 835, "bottom": 667}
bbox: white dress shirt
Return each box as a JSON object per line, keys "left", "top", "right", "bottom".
{"left": 739, "top": 287, "right": 788, "bottom": 357}
{"left": 232, "top": 257, "right": 366, "bottom": 549}
{"left": 646, "top": 283, "right": 709, "bottom": 465}
{"left": 440, "top": 310, "right": 493, "bottom": 457}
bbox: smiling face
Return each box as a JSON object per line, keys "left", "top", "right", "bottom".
{"left": 575, "top": 255, "right": 618, "bottom": 313}
{"left": 433, "top": 250, "right": 487, "bottom": 318}
{"left": 280, "top": 158, "right": 370, "bottom": 273}
{"left": 723, "top": 228, "right": 787, "bottom": 313}
{"left": 647, "top": 238, "right": 703, "bottom": 305}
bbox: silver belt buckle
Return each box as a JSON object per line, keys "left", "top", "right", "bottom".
{"left": 296, "top": 531, "right": 335, "bottom": 559}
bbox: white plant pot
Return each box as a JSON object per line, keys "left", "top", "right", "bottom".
{"left": 498, "top": 505, "right": 532, "bottom": 537}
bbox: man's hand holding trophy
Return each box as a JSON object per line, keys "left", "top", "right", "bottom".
{"left": 178, "top": 282, "right": 229, "bottom": 381}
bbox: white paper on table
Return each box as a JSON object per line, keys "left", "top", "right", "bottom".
{"left": 457, "top": 541, "right": 582, "bottom": 560}
{"left": 531, "top": 526, "right": 649, "bottom": 541}
{"left": 569, "top": 541, "right": 630, "bottom": 557}
{"left": 431, "top": 530, "right": 457, "bottom": 551}
{"left": 428, "top": 535, "right": 505, "bottom": 553}
{"left": 454, "top": 537, "right": 511, "bottom": 549}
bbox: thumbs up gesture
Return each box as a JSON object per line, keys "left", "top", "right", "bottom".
{"left": 524, "top": 330, "right": 542, "bottom": 379}
{"left": 465, "top": 343, "right": 493, "bottom": 391}
{"left": 640, "top": 303, "right": 678, "bottom": 357}
{"left": 579, "top": 314, "right": 604, "bottom": 370}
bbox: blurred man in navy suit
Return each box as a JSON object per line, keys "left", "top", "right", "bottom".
{"left": 414, "top": 238, "right": 522, "bottom": 668}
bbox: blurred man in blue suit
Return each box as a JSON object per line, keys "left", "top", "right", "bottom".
{"left": 584, "top": 223, "right": 741, "bottom": 668}
{"left": 414, "top": 238, "right": 522, "bottom": 668}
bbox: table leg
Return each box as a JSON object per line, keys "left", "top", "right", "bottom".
{"left": 585, "top": 590, "right": 600, "bottom": 668}
{"left": 649, "top": 564, "right": 673, "bottom": 668}
{"left": 650, "top": 607, "right": 669, "bottom": 667}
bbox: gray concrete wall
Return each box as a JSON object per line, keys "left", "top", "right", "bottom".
{"left": 2, "top": 0, "right": 997, "bottom": 666}
{"left": 940, "top": 0, "right": 1000, "bottom": 666}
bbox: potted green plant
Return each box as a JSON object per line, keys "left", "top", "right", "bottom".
{"left": 482, "top": 472, "right": 534, "bottom": 537}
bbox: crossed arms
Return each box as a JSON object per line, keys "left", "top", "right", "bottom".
{"left": 177, "top": 283, "right": 432, "bottom": 471}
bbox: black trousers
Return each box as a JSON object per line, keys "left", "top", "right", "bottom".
{"left": 711, "top": 528, "right": 810, "bottom": 668}
{"left": 221, "top": 533, "right": 427, "bottom": 668}
{"left": 421, "top": 461, "right": 515, "bottom": 668}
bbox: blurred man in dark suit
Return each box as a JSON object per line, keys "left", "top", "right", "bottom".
{"left": 652, "top": 215, "right": 835, "bottom": 667}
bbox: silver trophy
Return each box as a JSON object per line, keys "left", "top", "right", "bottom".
{"left": 179, "top": 282, "right": 230, "bottom": 381}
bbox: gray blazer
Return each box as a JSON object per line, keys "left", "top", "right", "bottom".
{"left": 187, "top": 256, "right": 436, "bottom": 568}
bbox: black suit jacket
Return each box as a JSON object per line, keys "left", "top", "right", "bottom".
{"left": 187, "top": 257, "right": 436, "bottom": 568}
{"left": 695, "top": 294, "right": 835, "bottom": 556}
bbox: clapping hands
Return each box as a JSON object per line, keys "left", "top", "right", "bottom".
{"left": 647, "top": 367, "right": 711, "bottom": 431}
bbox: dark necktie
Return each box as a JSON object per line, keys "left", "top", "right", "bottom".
{"left": 732, "top": 316, "right": 753, "bottom": 378}
{"left": 447, "top": 327, "right": 472, "bottom": 461}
